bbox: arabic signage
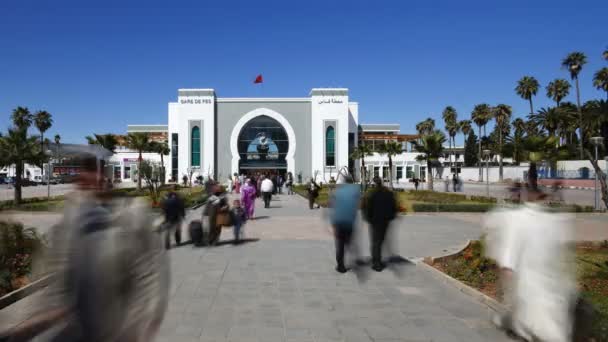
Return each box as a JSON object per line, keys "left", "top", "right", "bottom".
{"left": 317, "top": 98, "right": 344, "bottom": 104}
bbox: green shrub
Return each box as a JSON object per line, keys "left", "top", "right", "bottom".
{"left": 412, "top": 203, "right": 495, "bottom": 212}
{"left": 0, "top": 196, "right": 66, "bottom": 211}
{"left": 0, "top": 221, "right": 45, "bottom": 295}
{"left": 406, "top": 190, "right": 468, "bottom": 204}
{"left": 468, "top": 195, "right": 497, "bottom": 204}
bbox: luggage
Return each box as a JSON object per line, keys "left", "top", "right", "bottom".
{"left": 189, "top": 220, "right": 204, "bottom": 246}
{"left": 216, "top": 211, "right": 233, "bottom": 227}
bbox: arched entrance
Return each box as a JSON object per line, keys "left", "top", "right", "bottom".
{"left": 230, "top": 108, "right": 296, "bottom": 176}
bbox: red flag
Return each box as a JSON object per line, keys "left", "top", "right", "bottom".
{"left": 254, "top": 74, "right": 263, "bottom": 84}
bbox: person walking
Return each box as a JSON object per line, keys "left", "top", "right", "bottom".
{"left": 230, "top": 199, "right": 247, "bottom": 243}
{"left": 234, "top": 173, "right": 241, "bottom": 194}
{"left": 413, "top": 178, "right": 420, "bottom": 191}
{"left": 227, "top": 176, "right": 233, "bottom": 194}
{"left": 286, "top": 172, "right": 294, "bottom": 195}
{"left": 161, "top": 185, "right": 186, "bottom": 249}
{"left": 364, "top": 177, "right": 399, "bottom": 271}
{"left": 240, "top": 178, "right": 257, "bottom": 220}
{"left": 261, "top": 176, "right": 274, "bottom": 208}
{"left": 329, "top": 176, "right": 362, "bottom": 273}
{"left": 306, "top": 177, "right": 321, "bottom": 209}
{"left": 206, "top": 185, "right": 229, "bottom": 245}
{"left": 277, "top": 174, "right": 284, "bottom": 194}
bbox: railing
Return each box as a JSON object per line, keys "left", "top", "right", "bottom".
{"left": 537, "top": 168, "right": 597, "bottom": 180}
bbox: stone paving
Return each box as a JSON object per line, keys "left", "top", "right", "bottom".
{"left": 154, "top": 193, "right": 510, "bottom": 342}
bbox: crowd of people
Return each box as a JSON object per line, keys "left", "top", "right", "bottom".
{"left": 0, "top": 157, "right": 586, "bottom": 342}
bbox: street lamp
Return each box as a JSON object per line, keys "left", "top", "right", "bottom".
{"left": 590, "top": 137, "right": 604, "bottom": 211}
{"left": 483, "top": 149, "right": 491, "bottom": 197}
{"left": 45, "top": 149, "right": 53, "bottom": 201}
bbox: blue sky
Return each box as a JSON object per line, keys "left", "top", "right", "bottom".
{"left": 1, "top": 0, "right": 606, "bottom": 144}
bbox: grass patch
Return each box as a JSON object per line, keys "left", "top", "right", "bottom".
{"left": 431, "top": 241, "right": 608, "bottom": 340}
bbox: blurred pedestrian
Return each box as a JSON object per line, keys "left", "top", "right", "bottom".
{"left": 485, "top": 189, "right": 576, "bottom": 342}
{"left": 1, "top": 153, "right": 169, "bottom": 342}
{"left": 277, "top": 174, "right": 284, "bottom": 194}
{"left": 413, "top": 178, "right": 420, "bottom": 191}
{"left": 286, "top": 172, "right": 294, "bottom": 195}
{"left": 364, "top": 177, "right": 399, "bottom": 271}
{"left": 206, "top": 185, "right": 229, "bottom": 245}
{"left": 444, "top": 176, "right": 450, "bottom": 192}
{"left": 230, "top": 199, "right": 247, "bottom": 243}
{"left": 161, "top": 185, "right": 185, "bottom": 249}
{"left": 306, "top": 177, "right": 321, "bottom": 209}
{"left": 234, "top": 173, "right": 241, "bottom": 194}
{"left": 452, "top": 174, "right": 458, "bottom": 192}
{"left": 261, "top": 175, "right": 274, "bottom": 208}
{"left": 227, "top": 176, "right": 233, "bottom": 194}
{"left": 241, "top": 178, "right": 257, "bottom": 219}
{"left": 329, "top": 176, "right": 361, "bottom": 273}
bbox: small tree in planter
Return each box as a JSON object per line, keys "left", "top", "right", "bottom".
{"left": 0, "top": 221, "right": 45, "bottom": 295}
{"left": 140, "top": 160, "right": 163, "bottom": 206}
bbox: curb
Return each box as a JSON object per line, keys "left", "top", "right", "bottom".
{"left": 0, "top": 274, "right": 53, "bottom": 310}
{"left": 414, "top": 242, "right": 508, "bottom": 316}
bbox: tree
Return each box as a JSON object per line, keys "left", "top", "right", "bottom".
{"left": 459, "top": 120, "right": 472, "bottom": 165}
{"left": 529, "top": 107, "right": 561, "bottom": 137}
{"left": 149, "top": 140, "right": 170, "bottom": 185}
{"left": 86, "top": 133, "right": 118, "bottom": 153}
{"left": 511, "top": 118, "right": 526, "bottom": 164}
{"left": 0, "top": 109, "right": 45, "bottom": 204}
{"left": 523, "top": 136, "right": 568, "bottom": 190}
{"left": 471, "top": 104, "right": 492, "bottom": 181}
{"left": 493, "top": 104, "right": 512, "bottom": 181}
{"left": 546, "top": 79, "right": 571, "bottom": 106}
{"left": 125, "top": 132, "right": 151, "bottom": 191}
{"left": 593, "top": 67, "right": 608, "bottom": 100}
{"left": 54, "top": 134, "right": 61, "bottom": 163}
{"left": 139, "top": 160, "right": 163, "bottom": 205}
{"left": 604, "top": 47, "right": 608, "bottom": 61}
{"left": 350, "top": 144, "right": 374, "bottom": 190}
{"left": 442, "top": 106, "right": 458, "bottom": 175}
{"left": 33, "top": 110, "right": 52, "bottom": 154}
{"left": 562, "top": 51, "right": 587, "bottom": 158}
{"left": 377, "top": 141, "right": 403, "bottom": 190}
{"left": 515, "top": 76, "right": 540, "bottom": 115}
{"left": 413, "top": 130, "right": 446, "bottom": 191}
{"left": 416, "top": 118, "right": 435, "bottom": 137}
{"left": 464, "top": 131, "right": 479, "bottom": 167}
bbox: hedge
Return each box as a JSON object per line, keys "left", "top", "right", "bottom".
{"left": 412, "top": 203, "right": 496, "bottom": 212}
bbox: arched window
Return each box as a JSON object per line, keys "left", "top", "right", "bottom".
{"left": 325, "top": 126, "right": 335, "bottom": 166}
{"left": 191, "top": 126, "right": 201, "bottom": 167}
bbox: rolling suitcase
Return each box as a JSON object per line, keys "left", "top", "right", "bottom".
{"left": 189, "top": 220, "right": 204, "bottom": 246}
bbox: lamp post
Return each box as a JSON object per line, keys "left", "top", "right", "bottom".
{"left": 483, "top": 149, "right": 491, "bottom": 197}
{"left": 45, "top": 149, "right": 53, "bottom": 201}
{"left": 590, "top": 137, "right": 604, "bottom": 211}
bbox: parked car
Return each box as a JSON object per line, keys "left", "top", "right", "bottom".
{"left": 21, "top": 179, "right": 39, "bottom": 186}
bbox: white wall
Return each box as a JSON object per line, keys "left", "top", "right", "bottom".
{"left": 556, "top": 160, "right": 607, "bottom": 171}
{"left": 168, "top": 90, "right": 216, "bottom": 182}
{"left": 458, "top": 166, "right": 529, "bottom": 182}
{"left": 310, "top": 89, "right": 350, "bottom": 182}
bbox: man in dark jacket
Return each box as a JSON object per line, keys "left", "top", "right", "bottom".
{"left": 364, "top": 177, "right": 399, "bottom": 271}
{"left": 162, "top": 186, "right": 185, "bottom": 249}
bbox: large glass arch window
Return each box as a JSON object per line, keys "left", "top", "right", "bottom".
{"left": 325, "top": 126, "right": 335, "bottom": 166}
{"left": 237, "top": 115, "right": 288, "bottom": 170}
{"left": 191, "top": 126, "right": 201, "bottom": 166}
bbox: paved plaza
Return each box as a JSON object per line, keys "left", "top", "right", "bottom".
{"left": 3, "top": 192, "right": 608, "bottom": 341}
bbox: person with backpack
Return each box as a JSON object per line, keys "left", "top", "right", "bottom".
{"left": 161, "top": 185, "right": 185, "bottom": 249}
{"left": 364, "top": 177, "right": 399, "bottom": 271}
{"left": 306, "top": 177, "right": 321, "bottom": 209}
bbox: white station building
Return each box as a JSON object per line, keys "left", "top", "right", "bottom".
{"left": 109, "top": 88, "right": 463, "bottom": 184}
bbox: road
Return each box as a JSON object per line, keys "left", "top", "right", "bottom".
{"left": 396, "top": 181, "right": 604, "bottom": 209}
{"left": 0, "top": 183, "right": 76, "bottom": 201}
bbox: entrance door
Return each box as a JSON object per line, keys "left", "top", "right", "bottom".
{"left": 237, "top": 115, "right": 289, "bottom": 174}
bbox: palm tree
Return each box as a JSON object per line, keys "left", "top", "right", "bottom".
{"left": 593, "top": 67, "right": 608, "bottom": 100}
{"left": 529, "top": 107, "right": 562, "bottom": 137}
{"left": 546, "top": 79, "right": 571, "bottom": 106}
{"left": 458, "top": 120, "right": 472, "bottom": 167}
{"left": 493, "top": 104, "right": 512, "bottom": 181}
{"left": 54, "top": 134, "right": 61, "bottom": 162}
{"left": 511, "top": 118, "right": 526, "bottom": 164}
{"left": 471, "top": 104, "right": 492, "bottom": 181}
{"left": 86, "top": 133, "right": 119, "bottom": 153}
{"left": 11, "top": 107, "right": 33, "bottom": 131}
{"left": 413, "top": 130, "right": 446, "bottom": 191}
{"left": 34, "top": 111, "right": 53, "bottom": 150}
{"left": 149, "top": 140, "right": 170, "bottom": 185}
{"left": 603, "top": 47, "right": 608, "bottom": 61}
{"left": 0, "top": 112, "right": 44, "bottom": 204}
{"left": 442, "top": 106, "right": 458, "bottom": 174}
{"left": 515, "top": 76, "right": 540, "bottom": 115}
{"left": 562, "top": 51, "right": 588, "bottom": 158}
{"left": 350, "top": 144, "right": 374, "bottom": 190}
{"left": 377, "top": 141, "right": 403, "bottom": 189}
{"left": 126, "top": 133, "right": 151, "bottom": 190}
{"left": 416, "top": 118, "right": 435, "bottom": 137}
